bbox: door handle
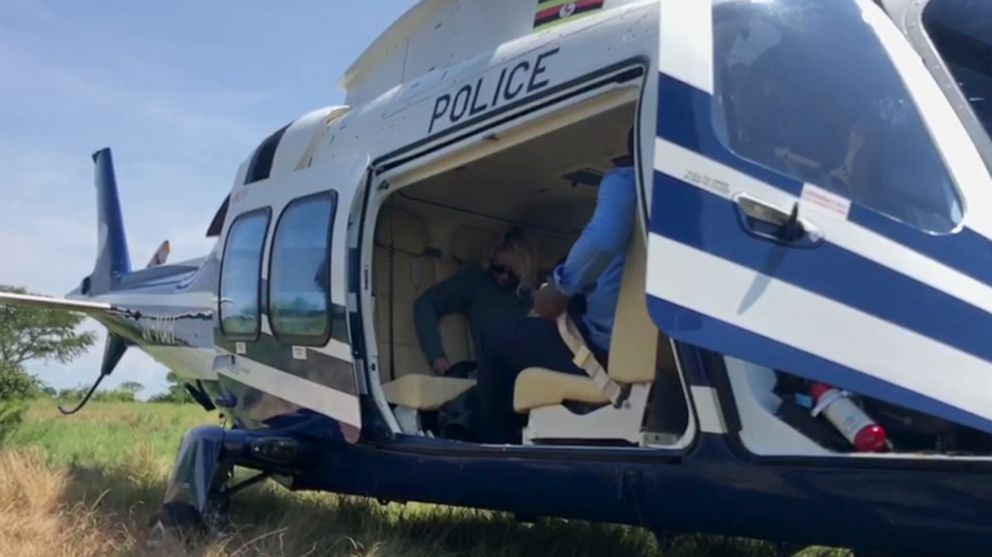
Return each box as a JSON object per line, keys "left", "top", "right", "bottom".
{"left": 733, "top": 194, "right": 822, "bottom": 247}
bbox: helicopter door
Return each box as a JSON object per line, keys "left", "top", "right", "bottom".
{"left": 217, "top": 156, "right": 369, "bottom": 443}
{"left": 644, "top": 0, "right": 992, "bottom": 433}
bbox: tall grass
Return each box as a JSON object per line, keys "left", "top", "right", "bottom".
{"left": 0, "top": 402, "right": 847, "bottom": 557}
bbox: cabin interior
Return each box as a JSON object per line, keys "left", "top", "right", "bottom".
{"left": 367, "top": 100, "right": 692, "bottom": 447}
{"left": 364, "top": 94, "right": 992, "bottom": 457}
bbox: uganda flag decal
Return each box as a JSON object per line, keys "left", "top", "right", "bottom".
{"left": 534, "top": 0, "right": 606, "bottom": 31}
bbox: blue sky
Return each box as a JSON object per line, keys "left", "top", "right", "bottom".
{"left": 0, "top": 0, "right": 417, "bottom": 396}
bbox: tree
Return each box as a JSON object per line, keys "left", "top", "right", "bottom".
{"left": 119, "top": 381, "right": 145, "bottom": 396}
{"left": 0, "top": 361, "right": 34, "bottom": 441}
{"left": 0, "top": 285, "right": 97, "bottom": 373}
{"left": 0, "top": 362, "right": 37, "bottom": 400}
{"left": 149, "top": 372, "right": 192, "bottom": 404}
{"left": 0, "top": 285, "right": 97, "bottom": 440}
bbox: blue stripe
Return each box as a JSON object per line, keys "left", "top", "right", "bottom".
{"left": 655, "top": 72, "right": 992, "bottom": 287}
{"left": 657, "top": 73, "right": 805, "bottom": 195}
{"left": 648, "top": 296, "right": 992, "bottom": 435}
{"left": 848, "top": 204, "right": 992, "bottom": 287}
{"left": 651, "top": 174, "right": 992, "bottom": 365}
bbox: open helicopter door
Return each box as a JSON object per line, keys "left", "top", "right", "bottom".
{"left": 216, "top": 155, "right": 370, "bottom": 444}
{"left": 644, "top": 0, "right": 992, "bottom": 434}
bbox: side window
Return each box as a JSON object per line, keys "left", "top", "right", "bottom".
{"left": 219, "top": 210, "right": 270, "bottom": 339}
{"left": 710, "top": 0, "right": 962, "bottom": 232}
{"left": 923, "top": 0, "right": 992, "bottom": 142}
{"left": 269, "top": 192, "right": 337, "bottom": 345}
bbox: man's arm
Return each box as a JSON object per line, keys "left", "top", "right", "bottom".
{"left": 553, "top": 168, "right": 637, "bottom": 296}
{"left": 413, "top": 267, "right": 477, "bottom": 373}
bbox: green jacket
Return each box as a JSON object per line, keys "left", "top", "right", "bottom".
{"left": 413, "top": 265, "right": 532, "bottom": 364}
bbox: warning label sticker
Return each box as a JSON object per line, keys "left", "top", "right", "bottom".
{"left": 800, "top": 184, "right": 851, "bottom": 220}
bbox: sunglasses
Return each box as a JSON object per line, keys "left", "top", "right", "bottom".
{"left": 489, "top": 264, "right": 519, "bottom": 281}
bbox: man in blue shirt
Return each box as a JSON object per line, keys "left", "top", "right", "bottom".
{"left": 475, "top": 130, "right": 637, "bottom": 444}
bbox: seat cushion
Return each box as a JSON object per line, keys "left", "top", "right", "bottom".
{"left": 513, "top": 368, "right": 609, "bottom": 413}
{"left": 382, "top": 374, "right": 477, "bottom": 411}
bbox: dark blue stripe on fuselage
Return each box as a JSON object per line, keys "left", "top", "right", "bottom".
{"left": 648, "top": 296, "right": 992, "bottom": 435}
{"left": 655, "top": 73, "right": 992, "bottom": 286}
{"left": 651, "top": 173, "right": 992, "bottom": 365}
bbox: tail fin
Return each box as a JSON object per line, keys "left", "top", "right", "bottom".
{"left": 88, "top": 148, "right": 131, "bottom": 294}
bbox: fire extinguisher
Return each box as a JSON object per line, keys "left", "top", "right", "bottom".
{"left": 810, "top": 383, "right": 888, "bottom": 453}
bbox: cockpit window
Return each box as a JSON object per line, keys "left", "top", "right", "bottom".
{"left": 711, "top": 0, "right": 963, "bottom": 232}
{"left": 923, "top": 0, "right": 992, "bottom": 142}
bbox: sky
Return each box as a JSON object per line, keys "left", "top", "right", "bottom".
{"left": 0, "top": 0, "right": 418, "bottom": 397}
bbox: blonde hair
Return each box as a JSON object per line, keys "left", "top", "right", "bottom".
{"left": 486, "top": 228, "right": 538, "bottom": 294}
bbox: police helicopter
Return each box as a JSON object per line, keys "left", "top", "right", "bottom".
{"left": 3, "top": 0, "right": 992, "bottom": 554}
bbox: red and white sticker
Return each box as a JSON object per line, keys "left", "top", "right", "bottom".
{"left": 800, "top": 183, "right": 851, "bottom": 220}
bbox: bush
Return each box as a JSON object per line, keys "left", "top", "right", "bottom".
{"left": 0, "top": 364, "right": 32, "bottom": 442}
{"left": 148, "top": 372, "right": 192, "bottom": 403}
{"left": 0, "top": 399, "right": 26, "bottom": 442}
{"left": 93, "top": 389, "right": 137, "bottom": 403}
{"left": 0, "top": 364, "right": 37, "bottom": 400}
{"left": 55, "top": 387, "right": 137, "bottom": 404}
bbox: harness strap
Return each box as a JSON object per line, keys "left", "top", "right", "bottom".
{"left": 555, "top": 313, "right": 626, "bottom": 407}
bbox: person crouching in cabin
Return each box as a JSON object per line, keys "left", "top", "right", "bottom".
{"left": 475, "top": 130, "right": 637, "bottom": 444}
{"left": 413, "top": 229, "right": 538, "bottom": 378}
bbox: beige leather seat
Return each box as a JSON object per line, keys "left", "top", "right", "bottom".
{"left": 373, "top": 206, "right": 438, "bottom": 379}
{"left": 382, "top": 374, "right": 476, "bottom": 411}
{"left": 436, "top": 225, "right": 501, "bottom": 356}
{"left": 376, "top": 210, "right": 479, "bottom": 412}
{"left": 514, "top": 370, "right": 610, "bottom": 409}
{"left": 433, "top": 225, "right": 499, "bottom": 358}
{"left": 511, "top": 221, "right": 660, "bottom": 443}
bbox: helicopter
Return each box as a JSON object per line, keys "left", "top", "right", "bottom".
{"left": 3, "top": 0, "right": 992, "bottom": 554}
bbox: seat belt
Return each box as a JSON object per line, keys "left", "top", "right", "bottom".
{"left": 555, "top": 313, "right": 628, "bottom": 407}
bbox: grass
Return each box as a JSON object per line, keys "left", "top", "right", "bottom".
{"left": 0, "top": 401, "right": 848, "bottom": 556}
{"left": 6, "top": 402, "right": 215, "bottom": 467}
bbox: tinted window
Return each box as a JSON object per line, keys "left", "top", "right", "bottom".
{"left": 924, "top": 0, "right": 992, "bottom": 139}
{"left": 711, "top": 0, "right": 962, "bottom": 232}
{"left": 244, "top": 124, "right": 290, "bottom": 185}
{"left": 220, "top": 210, "right": 269, "bottom": 338}
{"left": 269, "top": 192, "right": 337, "bottom": 344}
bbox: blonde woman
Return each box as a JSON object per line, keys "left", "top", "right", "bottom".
{"left": 414, "top": 229, "right": 538, "bottom": 375}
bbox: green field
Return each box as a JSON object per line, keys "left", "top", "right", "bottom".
{"left": 0, "top": 401, "right": 845, "bottom": 556}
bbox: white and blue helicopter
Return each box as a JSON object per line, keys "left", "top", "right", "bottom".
{"left": 3, "top": 0, "right": 992, "bottom": 553}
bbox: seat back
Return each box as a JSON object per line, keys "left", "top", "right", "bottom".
{"left": 607, "top": 216, "right": 658, "bottom": 384}
{"left": 373, "top": 207, "right": 437, "bottom": 380}
{"left": 433, "top": 258, "right": 472, "bottom": 365}
{"left": 451, "top": 225, "right": 499, "bottom": 265}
